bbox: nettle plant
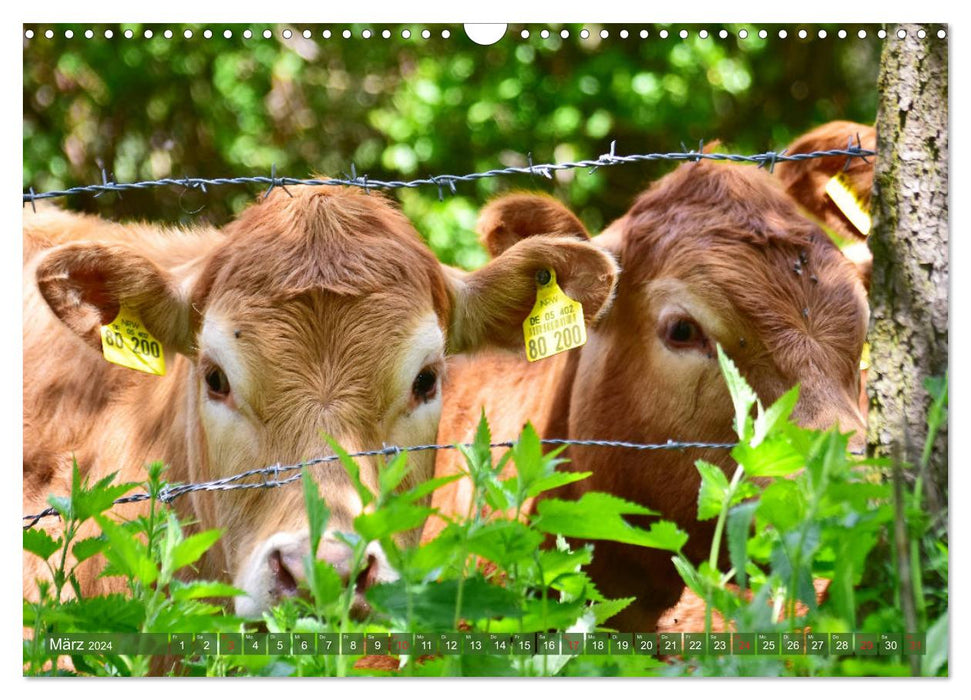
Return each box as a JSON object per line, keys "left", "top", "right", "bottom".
{"left": 23, "top": 462, "right": 242, "bottom": 677}
{"left": 667, "top": 347, "right": 948, "bottom": 677}
{"left": 23, "top": 350, "right": 947, "bottom": 677}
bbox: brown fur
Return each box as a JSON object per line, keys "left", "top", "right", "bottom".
{"left": 24, "top": 186, "right": 619, "bottom": 615}
{"left": 428, "top": 159, "right": 868, "bottom": 632}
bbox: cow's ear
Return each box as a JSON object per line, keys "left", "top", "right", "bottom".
{"left": 477, "top": 193, "right": 591, "bottom": 258}
{"left": 36, "top": 242, "right": 194, "bottom": 355}
{"left": 445, "top": 234, "right": 619, "bottom": 353}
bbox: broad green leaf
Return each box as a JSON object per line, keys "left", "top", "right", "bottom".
{"left": 733, "top": 435, "right": 806, "bottom": 478}
{"left": 534, "top": 492, "right": 664, "bottom": 548}
{"left": 466, "top": 519, "right": 544, "bottom": 566}
{"left": 171, "top": 529, "right": 222, "bottom": 572}
{"left": 354, "top": 503, "right": 434, "bottom": 542}
{"left": 94, "top": 516, "right": 158, "bottom": 585}
{"left": 696, "top": 460, "right": 730, "bottom": 521}
{"left": 24, "top": 528, "right": 61, "bottom": 561}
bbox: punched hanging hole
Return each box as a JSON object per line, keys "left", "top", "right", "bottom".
{"left": 536, "top": 269, "right": 552, "bottom": 286}
{"left": 464, "top": 24, "right": 507, "bottom": 46}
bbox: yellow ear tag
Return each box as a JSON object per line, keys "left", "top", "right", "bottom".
{"left": 100, "top": 305, "right": 166, "bottom": 376}
{"left": 825, "top": 173, "right": 872, "bottom": 236}
{"left": 860, "top": 341, "right": 871, "bottom": 372}
{"left": 522, "top": 269, "right": 587, "bottom": 362}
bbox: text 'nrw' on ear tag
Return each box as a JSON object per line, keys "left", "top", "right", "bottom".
{"left": 825, "top": 173, "right": 871, "bottom": 236}
{"left": 522, "top": 268, "right": 586, "bottom": 363}
{"left": 101, "top": 305, "right": 166, "bottom": 376}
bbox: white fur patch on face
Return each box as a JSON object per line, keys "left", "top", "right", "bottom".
{"left": 388, "top": 311, "right": 446, "bottom": 447}
{"left": 198, "top": 309, "right": 252, "bottom": 409}
{"left": 197, "top": 309, "right": 261, "bottom": 474}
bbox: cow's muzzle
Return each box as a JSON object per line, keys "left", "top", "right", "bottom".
{"left": 234, "top": 530, "right": 396, "bottom": 619}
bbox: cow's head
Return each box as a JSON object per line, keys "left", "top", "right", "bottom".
{"left": 35, "top": 187, "right": 618, "bottom": 616}
{"left": 476, "top": 162, "right": 868, "bottom": 531}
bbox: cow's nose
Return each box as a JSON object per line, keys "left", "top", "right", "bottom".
{"left": 235, "top": 532, "right": 396, "bottom": 618}
{"left": 265, "top": 537, "right": 387, "bottom": 598}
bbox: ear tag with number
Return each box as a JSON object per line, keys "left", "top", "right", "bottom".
{"left": 825, "top": 173, "right": 871, "bottom": 236}
{"left": 100, "top": 305, "right": 166, "bottom": 376}
{"left": 522, "top": 269, "right": 586, "bottom": 362}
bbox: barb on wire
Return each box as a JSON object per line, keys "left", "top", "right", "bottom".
{"left": 22, "top": 437, "right": 737, "bottom": 529}
{"left": 22, "top": 144, "right": 878, "bottom": 205}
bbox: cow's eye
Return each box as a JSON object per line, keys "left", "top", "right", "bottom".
{"left": 204, "top": 364, "right": 231, "bottom": 400}
{"left": 412, "top": 367, "right": 438, "bottom": 403}
{"left": 662, "top": 316, "right": 708, "bottom": 352}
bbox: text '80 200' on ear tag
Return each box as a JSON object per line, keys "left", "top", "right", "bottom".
{"left": 100, "top": 305, "right": 166, "bottom": 376}
{"left": 522, "top": 269, "right": 586, "bottom": 362}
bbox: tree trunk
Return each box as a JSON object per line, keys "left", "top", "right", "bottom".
{"left": 868, "top": 24, "right": 948, "bottom": 512}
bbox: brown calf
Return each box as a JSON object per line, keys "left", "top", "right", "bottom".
{"left": 429, "top": 160, "right": 869, "bottom": 632}
{"left": 23, "top": 187, "right": 618, "bottom": 617}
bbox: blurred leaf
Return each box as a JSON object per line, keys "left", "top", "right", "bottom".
{"left": 169, "top": 580, "right": 244, "bottom": 601}
{"left": 922, "top": 610, "right": 948, "bottom": 677}
{"left": 727, "top": 502, "right": 757, "bottom": 590}
{"left": 354, "top": 503, "right": 434, "bottom": 542}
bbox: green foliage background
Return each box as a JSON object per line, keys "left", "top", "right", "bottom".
{"left": 23, "top": 22, "right": 880, "bottom": 269}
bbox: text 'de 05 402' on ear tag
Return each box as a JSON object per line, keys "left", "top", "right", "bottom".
{"left": 100, "top": 305, "right": 166, "bottom": 376}
{"left": 522, "top": 269, "right": 586, "bottom": 362}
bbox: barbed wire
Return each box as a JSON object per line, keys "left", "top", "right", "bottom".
{"left": 22, "top": 437, "right": 738, "bottom": 529}
{"left": 22, "top": 141, "right": 876, "bottom": 207}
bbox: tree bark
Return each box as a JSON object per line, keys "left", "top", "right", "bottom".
{"left": 868, "top": 24, "right": 948, "bottom": 512}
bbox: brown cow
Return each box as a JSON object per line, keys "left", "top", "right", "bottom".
{"left": 428, "top": 159, "right": 869, "bottom": 632}
{"left": 23, "top": 186, "right": 618, "bottom": 618}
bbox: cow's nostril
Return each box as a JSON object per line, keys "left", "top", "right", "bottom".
{"left": 354, "top": 554, "right": 380, "bottom": 594}
{"left": 268, "top": 548, "right": 300, "bottom": 599}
